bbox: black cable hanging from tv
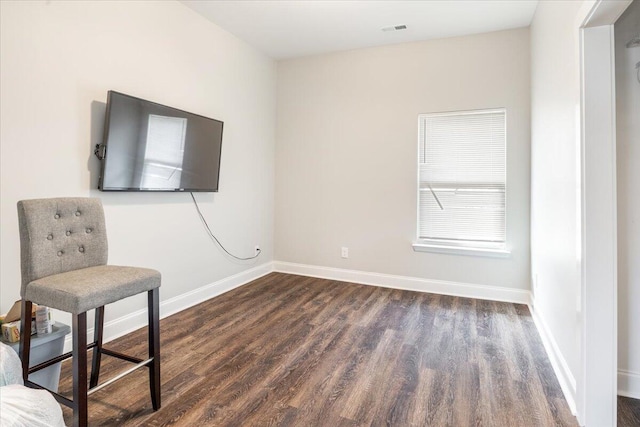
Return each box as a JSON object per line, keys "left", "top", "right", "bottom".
{"left": 190, "top": 192, "right": 261, "bottom": 261}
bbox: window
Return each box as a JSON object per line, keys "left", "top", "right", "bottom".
{"left": 414, "top": 109, "right": 507, "bottom": 256}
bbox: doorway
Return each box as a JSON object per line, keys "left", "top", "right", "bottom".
{"left": 614, "top": 1, "right": 640, "bottom": 425}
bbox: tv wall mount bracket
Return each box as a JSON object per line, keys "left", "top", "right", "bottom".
{"left": 94, "top": 144, "right": 106, "bottom": 160}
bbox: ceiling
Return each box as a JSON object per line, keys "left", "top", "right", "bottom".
{"left": 180, "top": 0, "right": 538, "bottom": 60}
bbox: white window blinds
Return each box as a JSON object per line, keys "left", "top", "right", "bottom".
{"left": 418, "top": 109, "right": 506, "bottom": 247}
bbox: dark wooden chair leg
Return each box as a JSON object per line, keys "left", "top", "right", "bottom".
{"left": 148, "top": 289, "right": 161, "bottom": 410}
{"left": 18, "top": 300, "right": 33, "bottom": 383}
{"left": 73, "top": 312, "right": 88, "bottom": 427}
{"left": 90, "top": 306, "right": 104, "bottom": 388}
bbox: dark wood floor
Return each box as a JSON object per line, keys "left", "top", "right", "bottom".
{"left": 619, "top": 395, "right": 640, "bottom": 427}
{"left": 59, "top": 272, "right": 579, "bottom": 426}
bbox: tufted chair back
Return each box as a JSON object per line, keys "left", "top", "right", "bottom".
{"left": 17, "top": 198, "right": 108, "bottom": 297}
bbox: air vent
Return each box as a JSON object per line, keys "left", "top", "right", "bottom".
{"left": 382, "top": 25, "right": 407, "bottom": 32}
{"left": 626, "top": 34, "right": 640, "bottom": 48}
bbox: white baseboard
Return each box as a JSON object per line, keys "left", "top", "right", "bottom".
{"left": 618, "top": 369, "right": 640, "bottom": 399}
{"left": 529, "top": 304, "right": 577, "bottom": 415}
{"left": 273, "top": 261, "right": 532, "bottom": 305}
{"left": 63, "top": 262, "right": 273, "bottom": 352}
{"left": 61, "top": 260, "right": 531, "bottom": 352}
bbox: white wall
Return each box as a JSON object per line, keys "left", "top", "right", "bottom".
{"left": 530, "top": 0, "right": 586, "bottom": 404}
{"left": 615, "top": 0, "right": 640, "bottom": 398}
{"left": 275, "top": 28, "right": 531, "bottom": 292}
{"left": 0, "top": 1, "right": 276, "bottom": 329}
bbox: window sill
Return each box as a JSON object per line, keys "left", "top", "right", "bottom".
{"left": 412, "top": 242, "right": 511, "bottom": 258}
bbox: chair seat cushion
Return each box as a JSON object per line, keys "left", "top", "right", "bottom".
{"left": 24, "top": 265, "right": 161, "bottom": 314}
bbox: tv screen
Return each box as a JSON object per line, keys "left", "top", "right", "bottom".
{"left": 98, "top": 91, "right": 223, "bottom": 192}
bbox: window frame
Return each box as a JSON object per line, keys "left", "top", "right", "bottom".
{"left": 413, "top": 108, "right": 510, "bottom": 257}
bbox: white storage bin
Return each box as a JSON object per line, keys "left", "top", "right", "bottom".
{"left": 4, "top": 322, "right": 70, "bottom": 392}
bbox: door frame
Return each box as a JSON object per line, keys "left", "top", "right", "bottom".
{"left": 577, "top": 0, "right": 631, "bottom": 425}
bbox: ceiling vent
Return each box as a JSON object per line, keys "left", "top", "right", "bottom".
{"left": 626, "top": 34, "right": 640, "bottom": 48}
{"left": 382, "top": 25, "right": 407, "bottom": 32}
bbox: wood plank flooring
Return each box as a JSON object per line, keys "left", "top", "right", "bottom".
{"left": 619, "top": 396, "right": 640, "bottom": 427}
{"left": 58, "top": 272, "right": 578, "bottom": 426}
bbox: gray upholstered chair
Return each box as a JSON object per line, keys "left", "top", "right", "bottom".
{"left": 17, "top": 197, "right": 161, "bottom": 427}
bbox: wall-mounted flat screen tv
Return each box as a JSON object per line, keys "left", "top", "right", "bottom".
{"left": 98, "top": 91, "right": 223, "bottom": 192}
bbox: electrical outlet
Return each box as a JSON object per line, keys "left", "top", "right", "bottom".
{"left": 255, "top": 245, "right": 261, "bottom": 255}
{"left": 341, "top": 247, "right": 349, "bottom": 258}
